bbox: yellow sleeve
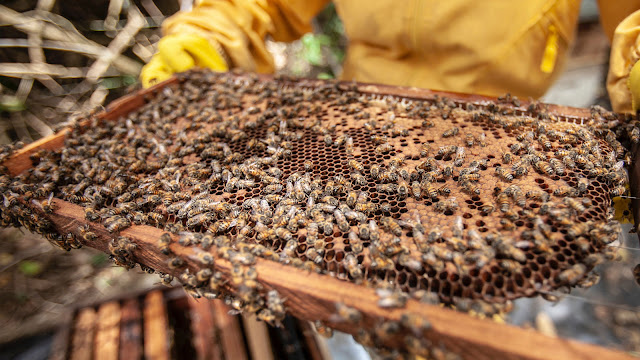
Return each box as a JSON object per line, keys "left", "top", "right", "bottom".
{"left": 599, "top": 1, "right": 640, "bottom": 113}
{"left": 162, "top": 0, "right": 329, "bottom": 74}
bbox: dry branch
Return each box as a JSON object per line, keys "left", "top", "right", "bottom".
{"left": 0, "top": 63, "right": 121, "bottom": 79}
{"left": 0, "top": 5, "right": 142, "bottom": 76}
{"left": 86, "top": 6, "right": 146, "bottom": 83}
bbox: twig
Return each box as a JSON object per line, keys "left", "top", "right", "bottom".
{"left": 0, "top": 39, "right": 133, "bottom": 60}
{"left": 141, "top": 0, "right": 165, "bottom": 25}
{"left": 24, "top": 111, "right": 54, "bottom": 137}
{"left": 26, "top": 0, "right": 64, "bottom": 95}
{"left": 0, "top": 63, "right": 120, "bottom": 78}
{"left": 85, "top": 5, "right": 145, "bottom": 83}
{"left": 9, "top": 112, "right": 33, "bottom": 142}
{"left": 15, "top": 78, "right": 34, "bottom": 102}
{"left": 104, "top": 0, "right": 125, "bottom": 36}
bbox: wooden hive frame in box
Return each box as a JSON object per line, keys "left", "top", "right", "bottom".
{"left": 49, "top": 287, "right": 329, "bottom": 360}
{"left": 0, "top": 70, "right": 635, "bottom": 359}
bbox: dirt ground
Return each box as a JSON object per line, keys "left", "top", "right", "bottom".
{"left": 0, "top": 227, "right": 156, "bottom": 343}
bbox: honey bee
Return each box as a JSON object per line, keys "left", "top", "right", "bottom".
{"left": 454, "top": 147, "right": 466, "bottom": 167}
{"left": 369, "top": 164, "right": 381, "bottom": 179}
{"left": 554, "top": 186, "right": 577, "bottom": 197}
{"left": 158, "top": 233, "right": 172, "bottom": 255}
{"left": 378, "top": 169, "right": 398, "bottom": 183}
{"left": 534, "top": 160, "right": 554, "bottom": 175}
{"left": 633, "top": 264, "right": 640, "bottom": 286}
{"left": 354, "top": 202, "right": 376, "bottom": 215}
{"left": 211, "top": 219, "right": 237, "bottom": 234}
{"left": 344, "top": 253, "right": 363, "bottom": 279}
{"left": 442, "top": 127, "right": 459, "bottom": 138}
{"left": 400, "top": 313, "right": 431, "bottom": 336}
{"left": 331, "top": 302, "right": 362, "bottom": 323}
{"left": 375, "top": 143, "right": 394, "bottom": 154}
{"left": 559, "top": 264, "right": 587, "bottom": 286}
{"left": 168, "top": 257, "right": 185, "bottom": 269}
{"left": 420, "top": 143, "right": 431, "bottom": 157}
{"left": 497, "top": 259, "right": 520, "bottom": 273}
{"left": 460, "top": 181, "right": 480, "bottom": 195}
{"left": 348, "top": 231, "right": 364, "bottom": 253}
{"left": 195, "top": 268, "right": 213, "bottom": 284}
{"left": 502, "top": 152, "right": 512, "bottom": 164}
{"left": 348, "top": 160, "right": 364, "bottom": 172}
{"left": 564, "top": 197, "right": 587, "bottom": 213}
{"left": 306, "top": 247, "right": 323, "bottom": 264}
{"left": 78, "top": 224, "right": 97, "bottom": 241}
{"left": 208, "top": 271, "right": 226, "bottom": 292}
{"left": 230, "top": 264, "right": 244, "bottom": 285}
{"left": 630, "top": 127, "right": 640, "bottom": 143}
{"left": 158, "top": 273, "right": 174, "bottom": 287}
{"left": 397, "top": 179, "right": 409, "bottom": 198}
{"left": 465, "top": 133, "right": 475, "bottom": 147}
{"left": 313, "top": 320, "right": 334, "bottom": 338}
{"left": 346, "top": 136, "right": 354, "bottom": 154}
{"left": 368, "top": 220, "right": 380, "bottom": 242}
{"left": 333, "top": 134, "right": 347, "bottom": 147}
{"left": 266, "top": 289, "right": 286, "bottom": 318}
{"left": 376, "top": 288, "right": 408, "bottom": 309}
{"left": 437, "top": 145, "right": 458, "bottom": 158}
{"left": 323, "top": 135, "right": 332, "bottom": 146}
{"left": 350, "top": 172, "right": 367, "bottom": 186}
{"left": 576, "top": 177, "right": 590, "bottom": 193}
{"left": 193, "top": 249, "right": 214, "bottom": 265}
{"left": 495, "top": 167, "right": 513, "bottom": 182}
{"left": 84, "top": 207, "right": 100, "bottom": 222}
{"left": 538, "top": 134, "right": 552, "bottom": 150}
{"left": 526, "top": 190, "right": 550, "bottom": 202}
{"left": 381, "top": 217, "right": 402, "bottom": 236}
{"left": 32, "top": 193, "right": 55, "bottom": 214}
{"left": 510, "top": 142, "right": 523, "bottom": 154}
{"left": 576, "top": 272, "right": 600, "bottom": 289}
{"left": 493, "top": 238, "right": 526, "bottom": 263}
{"left": 567, "top": 222, "right": 590, "bottom": 239}
{"left": 433, "top": 198, "right": 458, "bottom": 213}
{"left": 611, "top": 185, "right": 626, "bottom": 197}
{"left": 333, "top": 209, "right": 350, "bottom": 232}
{"left": 409, "top": 181, "right": 421, "bottom": 199}
{"left": 476, "top": 132, "right": 487, "bottom": 147}
{"left": 460, "top": 173, "right": 480, "bottom": 182}
{"left": 423, "top": 182, "right": 438, "bottom": 200}
{"left": 561, "top": 155, "right": 576, "bottom": 169}
{"left": 343, "top": 192, "right": 357, "bottom": 208}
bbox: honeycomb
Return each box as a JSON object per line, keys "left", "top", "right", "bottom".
{"left": 0, "top": 69, "right": 628, "bottom": 317}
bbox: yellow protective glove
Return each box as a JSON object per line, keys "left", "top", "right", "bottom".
{"left": 616, "top": 61, "right": 640, "bottom": 224}
{"left": 629, "top": 60, "right": 640, "bottom": 112}
{"left": 140, "top": 33, "right": 228, "bottom": 88}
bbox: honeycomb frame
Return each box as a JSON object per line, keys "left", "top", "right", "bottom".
{"left": 0, "top": 70, "right": 632, "bottom": 357}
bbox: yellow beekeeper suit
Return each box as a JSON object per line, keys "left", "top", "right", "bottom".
{"left": 141, "top": 0, "right": 640, "bottom": 113}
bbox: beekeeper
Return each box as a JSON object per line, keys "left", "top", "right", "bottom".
{"left": 139, "top": 1, "right": 640, "bottom": 113}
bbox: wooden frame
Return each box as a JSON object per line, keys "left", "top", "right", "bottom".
{"left": 3, "top": 75, "right": 634, "bottom": 359}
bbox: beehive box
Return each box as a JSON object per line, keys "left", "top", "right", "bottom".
{"left": 0, "top": 69, "right": 635, "bottom": 359}
{"left": 49, "top": 287, "right": 328, "bottom": 360}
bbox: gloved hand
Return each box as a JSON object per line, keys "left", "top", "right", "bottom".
{"left": 140, "top": 33, "right": 228, "bottom": 88}
{"left": 629, "top": 60, "right": 640, "bottom": 112}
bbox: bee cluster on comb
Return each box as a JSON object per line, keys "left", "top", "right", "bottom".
{"left": 0, "top": 69, "right": 636, "bottom": 356}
